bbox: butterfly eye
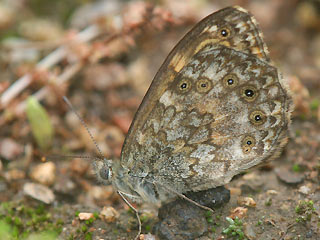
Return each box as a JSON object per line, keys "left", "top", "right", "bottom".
{"left": 249, "top": 110, "right": 266, "bottom": 126}
{"left": 241, "top": 135, "right": 256, "bottom": 153}
{"left": 196, "top": 78, "right": 212, "bottom": 93}
{"left": 99, "top": 167, "right": 110, "bottom": 180}
{"left": 177, "top": 79, "right": 192, "bottom": 93}
{"left": 223, "top": 74, "right": 238, "bottom": 88}
{"left": 241, "top": 86, "right": 258, "bottom": 102}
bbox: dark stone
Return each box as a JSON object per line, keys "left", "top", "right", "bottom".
{"left": 154, "top": 200, "right": 208, "bottom": 240}
{"left": 275, "top": 167, "right": 304, "bottom": 185}
{"left": 236, "top": 174, "right": 264, "bottom": 194}
{"left": 306, "top": 229, "right": 313, "bottom": 238}
{"left": 185, "top": 186, "right": 230, "bottom": 209}
{"left": 153, "top": 186, "right": 230, "bottom": 240}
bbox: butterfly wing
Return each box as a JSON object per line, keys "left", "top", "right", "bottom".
{"left": 119, "top": 7, "right": 291, "bottom": 196}
{"left": 122, "top": 6, "right": 270, "bottom": 159}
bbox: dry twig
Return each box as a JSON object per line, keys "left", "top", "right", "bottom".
{"left": 0, "top": 25, "right": 100, "bottom": 109}
{"left": 0, "top": 4, "right": 179, "bottom": 125}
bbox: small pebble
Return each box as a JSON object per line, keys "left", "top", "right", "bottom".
{"left": 100, "top": 206, "right": 119, "bottom": 223}
{"left": 229, "top": 207, "right": 248, "bottom": 219}
{"left": 298, "top": 185, "right": 311, "bottom": 195}
{"left": 4, "top": 169, "right": 25, "bottom": 181}
{"left": 275, "top": 167, "right": 304, "bottom": 185}
{"left": 139, "top": 233, "right": 156, "bottom": 240}
{"left": 23, "top": 182, "right": 55, "bottom": 204}
{"left": 237, "top": 196, "right": 256, "bottom": 207}
{"left": 78, "top": 212, "right": 94, "bottom": 220}
{"left": 0, "top": 138, "right": 23, "bottom": 160}
{"left": 30, "top": 161, "right": 56, "bottom": 186}
{"left": 266, "top": 189, "right": 278, "bottom": 195}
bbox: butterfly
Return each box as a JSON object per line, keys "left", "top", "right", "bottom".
{"left": 85, "top": 5, "right": 292, "bottom": 239}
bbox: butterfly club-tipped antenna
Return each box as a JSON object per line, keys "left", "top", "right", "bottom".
{"left": 62, "top": 96, "right": 105, "bottom": 160}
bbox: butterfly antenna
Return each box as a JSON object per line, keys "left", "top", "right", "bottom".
{"left": 44, "top": 155, "right": 103, "bottom": 161}
{"left": 63, "top": 96, "right": 104, "bottom": 159}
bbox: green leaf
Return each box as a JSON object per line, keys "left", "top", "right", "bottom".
{"left": 26, "top": 231, "right": 58, "bottom": 240}
{"left": 26, "top": 97, "right": 54, "bottom": 150}
{"left": 0, "top": 220, "right": 12, "bottom": 240}
{"left": 225, "top": 217, "right": 234, "bottom": 224}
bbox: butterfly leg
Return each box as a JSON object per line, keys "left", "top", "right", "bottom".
{"left": 118, "top": 190, "right": 142, "bottom": 240}
{"left": 151, "top": 180, "right": 215, "bottom": 214}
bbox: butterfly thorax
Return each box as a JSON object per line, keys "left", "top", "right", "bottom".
{"left": 111, "top": 159, "right": 174, "bottom": 204}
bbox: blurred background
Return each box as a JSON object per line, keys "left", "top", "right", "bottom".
{"left": 0, "top": 0, "right": 319, "bottom": 239}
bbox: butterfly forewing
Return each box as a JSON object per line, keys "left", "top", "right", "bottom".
{"left": 121, "top": 7, "right": 270, "bottom": 161}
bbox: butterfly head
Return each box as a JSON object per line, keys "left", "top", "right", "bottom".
{"left": 94, "top": 158, "right": 113, "bottom": 184}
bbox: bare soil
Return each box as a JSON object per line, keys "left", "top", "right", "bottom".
{"left": 0, "top": 1, "right": 319, "bottom": 240}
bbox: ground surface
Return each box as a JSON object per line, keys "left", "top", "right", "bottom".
{"left": 0, "top": 0, "right": 319, "bottom": 240}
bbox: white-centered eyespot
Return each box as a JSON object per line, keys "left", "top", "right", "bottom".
{"left": 241, "top": 135, "right": 256, "bottom": 153}
{"left": 177, "top": 78, "right": 192, "bottom": 93}
{"left": 249, "top": 110, "right": 267, "bottom": 126}
{"left": 196, "top": 78, "right": 212, "bottom": 93}
{"left": 240, "top": 85, "right": 258, "bottom": 102}
{"left": 223, "top": 74, "right": 239, "bottom": 88}
{"left": 220, "top": 27, "right": 231, "bottom": 38}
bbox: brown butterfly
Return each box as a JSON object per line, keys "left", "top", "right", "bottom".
{"left": 83, "top": 5, "right": 292, "bottom": 238}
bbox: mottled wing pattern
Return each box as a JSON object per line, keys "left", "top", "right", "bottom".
{"left": 122, "top": 6, "right": 269, "bottom": 159}
{"left": 120, "top": 7, "right": 292, "bottom": 195}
